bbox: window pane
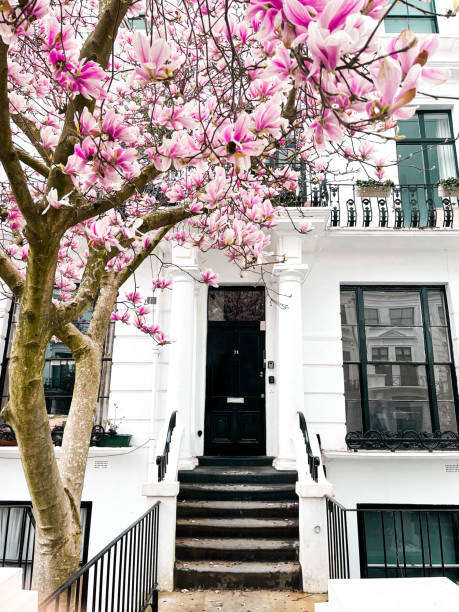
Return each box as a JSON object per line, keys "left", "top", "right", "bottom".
{"left": 438, "top": 402, "right": 457, "bottom": 432}
{"left": 366, "top": 327, "right": 426, "bottom": 362}
{"left": 344, "top": 364, "right": 362, "bottom": 431}
{"left": 367, "top": 364, "right": 431, "bottom": 431}
{"left": 363, "top": 291, "right": 422, "bottom": 326}
{"left": 435, "top": 365, "right": 454, "bottom": 401}
{"left": 342, "top": 326, "right": 360, "bottom": 361}
{"left": 431, "top": 328, "right": 451, "bottom": 362}
{"left": 426, "top": 144, "right": 457, "bottom": 184}
{"left": 423, "top": 113, "right": 453, "bottom": 139}
{"left": 364, "top": 308, "right": 379, "bottom": 325}
{"left": 397, "top": 116, "right": 421, "bottom": 139}
{"left": 395, "top": 347, "right": 412, "bottom": 362}
{"left": 340, "top": 291, "right": 357, "bottom": 325}
{"left": 428, "top": 291, "right": 447, "bottom": 326}
{"left": 397, "top": 144, "right": 427, "bottom": 185}
{"left": 408, "top": 17, "right": 437, "bottom": 33}
{"left": 208, "top": 288, "right": 265, "bottom": 321}
{"left": 372, "top": 347, "right": 389, "bottom": 361}
{"left": 44, "top": 360, "right": 75, "bottom": 417}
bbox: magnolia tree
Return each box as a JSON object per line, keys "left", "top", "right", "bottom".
{"left": 0, "top": 0, "right": 453, "bottom": 598}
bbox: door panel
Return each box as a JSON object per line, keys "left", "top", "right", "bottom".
{"left": 205, "top": 322, "right": 265, "bottom": 455}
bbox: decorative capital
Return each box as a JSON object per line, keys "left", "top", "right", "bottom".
{"left": 272, "top": 263, "right": 309, "bottom": 283}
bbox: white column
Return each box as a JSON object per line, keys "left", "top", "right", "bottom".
{"left": 166, "top": 246, "right": 199, "bottom": 470}
{"left": 273, "top": 233, "right": 308, "bottom": 470}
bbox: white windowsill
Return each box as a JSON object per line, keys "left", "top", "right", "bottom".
{"left": 0, "top": 446, "right": 138, "bottom": 459}
{"left": 323, "top": 449, "right": 459, "bottom": 460}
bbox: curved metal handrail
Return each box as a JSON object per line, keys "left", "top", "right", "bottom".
{"left": 156, "top": 410, "right": 177, "bottom": 482}
{"left": 297, "top": 411, "right": 320, "bottom": 483}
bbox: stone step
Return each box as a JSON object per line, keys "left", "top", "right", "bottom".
{"left": 176, "top": 517, "right": 299, "bottom": 539}
{"left": 177, "top": 499, "right": 299, "bottom": 519}
{"left": 175, "top": 560, "right": 302, "bottom": 590}
{"left": 176, "top": 537, "right": 299, "bottom": 562}
{"left": 178, "top": 483, "right": 297, "bottom": 502}
{"left": 178, "top": 466, "right": 297, "bottom": 485}
{"left": 198, "top": 456, "right": 274, "bottom": 467}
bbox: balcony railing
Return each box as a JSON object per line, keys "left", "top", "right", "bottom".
{"left": 345, "top": 430, "right": 459, "bottom": 451}
{"left": 279, "top": 183, "right": 459, "bottom": 230}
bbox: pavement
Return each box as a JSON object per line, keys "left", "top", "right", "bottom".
{"left": 158, "top": 590, "right": 328, "bottom": 611}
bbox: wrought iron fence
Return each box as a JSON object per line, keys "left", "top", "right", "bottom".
{"left": 297, "top": 411, "right": 320, "bottom": 482}
{"left": 345, "top": 430, "right": 459, "bottom": 452}
{"left": 326, "top": 497, "right": 350, "bottom": 580}
{"left": 0, "top": 502, "right": 91, "bottom": 591}
{"left": 156, "top": 411, "right": 177, "bottom": 481}
{"left": 326, "top": 501, "right": 459, "bottom": 582}
{"left": 40, "top": 502, "right": 160, "bottom": 612}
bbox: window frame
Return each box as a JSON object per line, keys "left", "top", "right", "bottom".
{"left": 0, "top": 299, "right": 114, "bottom": 424}
{"left": 356, "top": 504, "right": 459, "bottom": 580}
{"left": 396, "top": 110, "right": 459, "bottom": 187}
{"left": 341, "top": 285, "right": 459, "bottom": 434}
{"left": 384, "top": 0, "right": 439, "bottom": 34}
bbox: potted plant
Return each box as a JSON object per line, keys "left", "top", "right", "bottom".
{"left": 437, "top": 178, "right": 459, "bottom": 199}
{"left": 356, "top": 179, "right": 394, "bottom": 198}
{"left": 0, "top": 423, "right": 17, "bottom": 446}
{"left": 96, "top": 419, "right": 132, "bottom": 447}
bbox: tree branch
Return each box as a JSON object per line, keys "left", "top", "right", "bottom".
{"left": 15, "top": 148, "right": 50, "bottom": 177}
{"left": 0, "top": 251, "right": 24, "bottom": 297}
{"left": 12, "top": 113, "right": 52, "bottom": 165}
{"left": 55, "top": 247, "right": 106, "bottom": 327}
{"left": 0, "top": 43, "right": 40, "bottom": 230}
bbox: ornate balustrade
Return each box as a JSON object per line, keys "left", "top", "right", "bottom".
{"left": 281, "top": 182, "right": 459, "bottom": 230}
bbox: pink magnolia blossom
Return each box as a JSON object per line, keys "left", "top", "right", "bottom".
{"left": 133, "top": 32, "right": 183, "bottom": 83}
{"left": 201, "top": 269, "right": 219, "bottom": 287}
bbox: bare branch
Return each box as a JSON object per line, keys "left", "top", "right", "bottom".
{"left": 15, "top": 148, "right": 50, "bottom": 177}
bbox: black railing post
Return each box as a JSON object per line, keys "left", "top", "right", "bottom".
{"left": 156, "top": 411, "right": 177, "bottom": 482}
{"left": 297, "top": 411, "right": 320, "bottom": 483}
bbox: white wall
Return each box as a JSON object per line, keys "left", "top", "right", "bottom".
{"left": 0, "top": 447, "right": 149, "bottom": 559}
{"left": 324, "top": 452, "right": 459, "bottom": 578}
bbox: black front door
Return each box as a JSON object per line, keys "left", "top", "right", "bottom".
{"left": 204, "top": 321, "right": 265, "bottom": 455}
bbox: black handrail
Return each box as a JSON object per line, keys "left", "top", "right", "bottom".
{"left": 40, "top": 502, "right": 160, "bottom": 612}
{"left": 297, "top": 411, "right": 320, "bottom": 483}
{"left": 156, "top": 410, "right": 177, "bottom": 482}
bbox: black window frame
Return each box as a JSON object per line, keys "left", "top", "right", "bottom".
{"left": 341, "top": 286, "right": 459, "bottom": 444}
{"left": 384, "top": 0, "right": 439, "bottom": 34}
{"left": 0, "top": 299, "right": 114, "bottom": 424}
{"left": 397, "top": 110, "right": 459, "bottom": 186}
{"left": 357, "top": 504, "right": 459, "bottom": 581}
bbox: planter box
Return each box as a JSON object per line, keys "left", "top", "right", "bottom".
{"left": 0, "top": 439, "right": 17, "bottom": 446}
{"left": 96, "top": 434, "right": 132, "bottom": 447}
{"left": 356, "top": 185, "right": 392, "bottom": 198}
{"left": 438, "top": 185, "right": 459, "bottom": 198}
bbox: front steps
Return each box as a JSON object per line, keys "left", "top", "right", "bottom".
{"left": 175, "top": 456, "right": 301, "bottom": 590}
{"left": 0, "top": 569, "right": 38, "bottom": 612}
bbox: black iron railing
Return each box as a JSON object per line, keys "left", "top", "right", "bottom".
{"left": 326, "top": 497, "right": 350, "bottom": 580}
{"left": 326, "top": 501, "right": 459, "bottom": 581}
{"left": 277, "top": 182, "right": 459, "bottom": 230}
{"left": 40, "top": 502, "right": 160, "bottom": 612}
{"left": 0, "top": 502, "right": 91, "bottom": 591}
{"left": 345, "top": 430, "right": 459, "bottom": 452}
{"left": 0, "top": 424, "right": 105, "bottom": 447}
{"left": 156, "top": 411, "right": 177, "bottom": 482}
{"left": 297, "top": 411, "right": 320, "bottom": 483}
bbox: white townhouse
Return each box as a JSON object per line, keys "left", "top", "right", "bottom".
{"left": 1, "top": 0, "right": 459, "bottom": 603}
